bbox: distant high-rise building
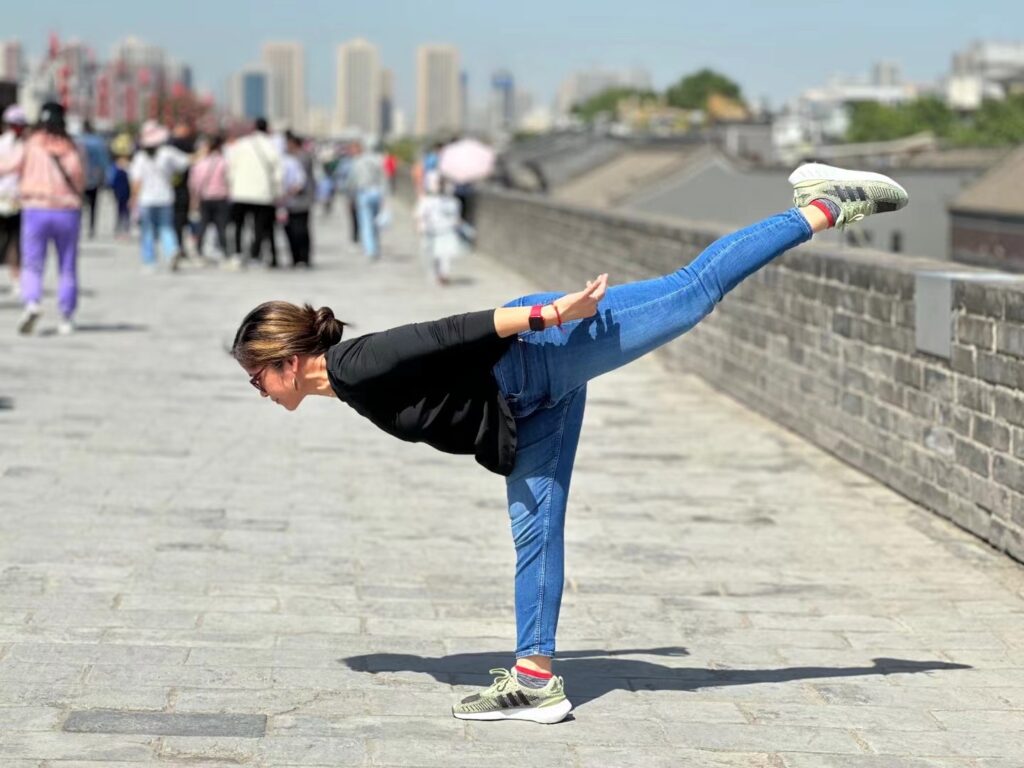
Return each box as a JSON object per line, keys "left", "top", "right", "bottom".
{"left": 231, "top": 68, "right": 269, "bottom": 120}
{"left": 380, "top": 68, "right": 394, "bottom": 137}
{"left": 306, "top": 105, "right": 332, "bottom": 138}
{"left": 0, "top": 40, "right": 24, "bottom": 82}
{"left": 947, "top": 41, "right": 1024, "bottom": 110}
{"left": 262, "top": 41, "right": 305, "bottom": 131}
{"left": 872, "top": 61, "right": 901, "bottom": 87}
{"left": 460, "top": 70, "right": 469, "bottom": 132}
{"left": 490, "top": 69, "right": 515, "bottom": 134}
{"left": 416, "top": 44, "right": 461, "bottom": 136}
{"left": 336, "top": 38, "right": 380, "bottom": 136}
{"left": 556, "top": 67, "right": 652, "bottom": 115}
{"left": 107, "top": 37, "right": 172, "bottom": 124}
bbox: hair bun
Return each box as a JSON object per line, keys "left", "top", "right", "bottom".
{"left": 313, "top": 305, "right": 344, "bottom": 348}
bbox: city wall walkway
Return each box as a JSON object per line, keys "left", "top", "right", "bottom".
{"left": 2, "top": 204, "right": 1024, "bottom": 766}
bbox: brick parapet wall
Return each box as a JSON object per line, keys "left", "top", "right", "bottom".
{"left": 478, "top": 189, "right": 1024, "bottom": 562}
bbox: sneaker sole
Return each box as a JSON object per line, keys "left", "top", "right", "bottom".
{"left": 17, "top": 311, "right": 40, "bottom": 335}
{"left": 452, "top": 698, "right": 572, "bottom": 724}
{"left": 788, "top": 163, "right": 908, "bottom": 197}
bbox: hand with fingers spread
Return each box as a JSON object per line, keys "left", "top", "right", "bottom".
{"left": 553, "top": 273, "right": 609, "bottom": 324}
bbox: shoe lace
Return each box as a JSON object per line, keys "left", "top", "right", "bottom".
{"left": 483, "top": 668, "right": 517, "bottom": 696}
{"left": 837, "top": 203, "right": 868, "bottom": 230}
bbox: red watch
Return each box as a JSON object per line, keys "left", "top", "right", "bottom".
{"left": 528, "top": 304, "right": 545, "bottom": 332}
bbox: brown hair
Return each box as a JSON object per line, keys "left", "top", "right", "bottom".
{"left": 231, "top": 301, "right": 345, "bottom": 369}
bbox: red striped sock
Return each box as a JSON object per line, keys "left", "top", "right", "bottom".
{"left": 515, "top": 664, "right": 553, "bottom": 682}
{"left": 809, "top": 198, "right": 838, "bottom": 227}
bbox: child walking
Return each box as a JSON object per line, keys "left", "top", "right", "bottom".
{"left": 414, "top": 171, "right": 465, "bottom": 286}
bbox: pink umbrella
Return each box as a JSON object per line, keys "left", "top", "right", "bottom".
{"left": 439, "top": 138, "right": 496, "bottom": 184}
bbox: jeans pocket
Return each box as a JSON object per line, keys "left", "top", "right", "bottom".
{"left": 495, "top": 339, "right": 528, "bottom": 402}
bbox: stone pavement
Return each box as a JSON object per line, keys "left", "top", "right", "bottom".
{"left": 2, "top": 203, "right": 1024, "bottom": 767}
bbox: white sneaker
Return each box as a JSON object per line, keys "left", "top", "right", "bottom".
{"left": 788, "top": 163, "right": 909, "bottom": 227}
{"left": 17, "top": 304, "right": 41, "bottom": 335}
{"left": 141, "top": 263, "right": 158, "bottom": 275}
{"left": 57, "top": 318, "right": 75, "bottom": 336}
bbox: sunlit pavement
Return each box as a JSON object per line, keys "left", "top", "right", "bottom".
{"left": 2, "top": 202, "right": 1024, "bottom": 766}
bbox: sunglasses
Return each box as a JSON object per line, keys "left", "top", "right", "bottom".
{"left": 249, "top": 365, "right": 269, "bottom": 394}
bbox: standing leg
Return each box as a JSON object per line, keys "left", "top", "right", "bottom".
{"left": 51, "top": 209, "right": 82, "bottom": 320}
{"left": 156, "top": 205, "right": 180, "bottom": 266}
{"left": 18, "top": 209, "right": 47, "bottom": 308}
{"left": 294, "top": 210, "right": 310, "bottom": 266}
{"left": 116, "top": 197, "right": 130, "bottom": 235}
{"left": 0, "top": 212, "right": 20, "bottom": 286}
{"left": 301, "top": 210, "right": 312, "bottom": 266}
{"left": 267, "top": 205, "right": 278, "bottom": 267}
{"left": 511, "top": 209, "right": 815, "bottom": 403}
{"left": 252, "top": 204, "right": 274, "bottom": 266}
{"left": 173, "top": 192, "right": 189, "bottom": 257}
{"left": 505, "top": 385, "right": 587, "bottom": 667}
{"left": 231, "top": 203, "right": 244, "bottom": 256}
{"left": 84, "top": 188, "right": 98, "bottom": 238}
{"left": 283, "top": 211, "right": 299, "bottom": 266}
{"left": 212, "top": 200, "right": 231, "bottom": 258}
{"left": 451, "top": 384, "right": 586, "bottom": 723}
{"left": 196, "top": 200, "right": 212, "bottom": 258}
{"left": 348, "top": 196, "right": 359, "bottom": 243}
{"left": 357, "top": 190, "right": 380, "bottom": 259}
{"left": 139, "top": 206, "right": 157, "bottom": 266}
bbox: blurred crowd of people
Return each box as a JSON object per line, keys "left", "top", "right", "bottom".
{"left": 0, "top": 101, "right": 398, "bottom": 336}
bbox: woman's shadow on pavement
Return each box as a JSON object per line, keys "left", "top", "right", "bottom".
{"left": 341, "top": 647, "right": 970, "bottom": 709}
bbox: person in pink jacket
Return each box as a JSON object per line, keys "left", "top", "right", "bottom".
{"left": 0, "top": 102, "right": 84, "bottom": 335}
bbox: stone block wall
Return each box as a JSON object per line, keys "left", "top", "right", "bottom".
{"left": 478, "top": 189, "right": 1024, "bottom": 562}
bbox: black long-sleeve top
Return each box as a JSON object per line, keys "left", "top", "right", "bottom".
{"left": 325, "top": 310, "right": 518, "bottom": 475}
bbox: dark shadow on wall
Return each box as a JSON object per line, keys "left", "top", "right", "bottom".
{"left": 341, "top": 648, "right": 970, "bottom": 709}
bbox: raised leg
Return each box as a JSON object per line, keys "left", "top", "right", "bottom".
{"left": 505, "top": 209, "right": 813, "bottom": 404}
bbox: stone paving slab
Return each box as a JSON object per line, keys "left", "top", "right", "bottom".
{"left": 2, "top": 202, "right": 1024, "bottom": 765}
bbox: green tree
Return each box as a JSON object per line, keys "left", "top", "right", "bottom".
{"left": 571, "top": 87, "right": 657, "bottom": 122}
{"left": 665, "top": 69, "right": 744, "bottom": 110}
{"left": 962, "top": 95, "right": 1024, "bottom": 146}
{"left": 845, "top": 101, "right": 917, "bottom": 142}
{"left": 845, "top": 94, "right": 1024, "bottom": 147}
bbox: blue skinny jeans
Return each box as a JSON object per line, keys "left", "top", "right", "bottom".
{"left": 491, "top": 209, "right": 813, "bottom": 659}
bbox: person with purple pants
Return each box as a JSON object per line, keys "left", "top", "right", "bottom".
{"left": 0, "top": 102, "right": 84, "bottom": 335}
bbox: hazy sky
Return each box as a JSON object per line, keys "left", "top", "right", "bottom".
{"left": 7, "top": 1, "right": 1022, "bottom": 117}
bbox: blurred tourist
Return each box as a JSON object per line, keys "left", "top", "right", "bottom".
{"left": 0, "top": 102, "right": 84, "bottom": 335}
{"left": 347, "top": 139, "right": 387, "bottom": 260}
{"left": 336, "top": 143, "right": 360, "bottom": 245}
{"left": 169, "top": 121, "right": 197, "bottom": 261}
{"left": 130, "top": 121, "right": 190, "bottom": 272}
{"left": 226, "top": 117, "right": 282, "bottom": 268}
{"left": 0, "top": 104, "right": 28, "bottom": 296}
{"left": 383, "top": 150, "right": 397, "bottom": 193}
{"left": 106, "top": 134, "right": 134, "bottom": 238}
{"left": 282, "top": 132, "right": 315, "bottom": 268}
{"left": 76, "top": 120, "right": 109, "bottom": 239}
{"left": 414, "top": 171, "right": 464, "bottom": 286}
{"left": 189, "top": 133, "right": 231, "bottom": 265}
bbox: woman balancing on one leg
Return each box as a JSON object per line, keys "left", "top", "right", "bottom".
{"left": 231, "top": 163, "right": 909, "bottom": 724}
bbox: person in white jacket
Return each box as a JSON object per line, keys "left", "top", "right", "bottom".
{"left": 226, "top": 118, "right": 283, "bottom": 268}
{"left": 414, "top": 171, "right": 463, "bottom": 286}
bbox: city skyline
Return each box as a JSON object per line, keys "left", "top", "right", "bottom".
{"left": 4, "top": 0, "right": 1023, "bottom": 123}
